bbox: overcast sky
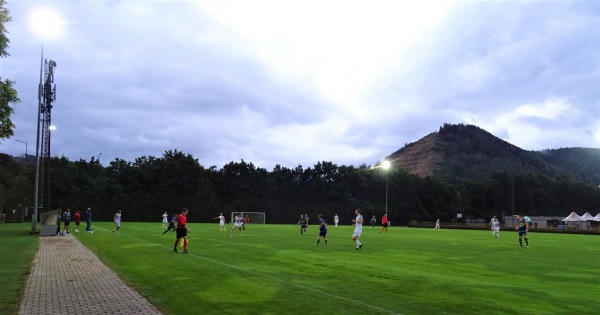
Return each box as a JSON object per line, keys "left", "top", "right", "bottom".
{"left": 1, "top": 0, "right": 598, "bottom": 169}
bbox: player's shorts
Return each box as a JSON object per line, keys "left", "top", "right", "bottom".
{"left": 176, "top": 228, "right": 187, "bottom": 238}
{"left": 115, "top": 221, "right": 121, "bottom": 227}
{"left": 518, "top": 231, "right": 527, "bottom": 237}
{"left": 162, "top": 219, "right": 168, "bottom": 223}
{"left": 493, "top": 227, "right": 500, "bottom": 233}
{"left": 234, "top": 223, "right": 243, "bottom": 228}
{"left": 64, "top": 220, "right": 70, "bottom": 225}
{"left": 219, "top": 222, "right": 225, "bottom": 227}
{"left": 319, "top": 230, "right": 327, "bottom": 237}
{"left": 353, "top": 226, "right": 362, "bottom": 238}
{"left": 382, "top": 222, "right": 388, "bottom": 227}
{"left": 301, "top": 224, "right": 307, "bottom": 229}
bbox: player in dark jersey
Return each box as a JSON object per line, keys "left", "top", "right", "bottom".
{"left": 515, "top": 215, "right": 529, "bottom": 247}
{"left": 298, "top": 214, "right": 308, "bottom": 235}
{"left": 162, "top": 214, "right": 178, "bottom": 235}
{"left": 370, "top": 215, "right": 377, "bottom": 228}
{"left": 316, "top": 214, "right": 328, "bottom": 245}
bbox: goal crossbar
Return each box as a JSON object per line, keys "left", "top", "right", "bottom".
{"left": 231, "top": 212, "right": 265, "bottom": 224}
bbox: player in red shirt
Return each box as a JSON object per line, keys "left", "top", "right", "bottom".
{"left": 379, "top": 213, "right": 389, "bottom": 234}
{"left": 73, "top": 210, "right": 81, "bottom": 232}
{"left": 173, "top": 208, "right": 190, "bottom": 254}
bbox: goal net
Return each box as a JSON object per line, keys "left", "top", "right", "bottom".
{"left": 230, "top": 212, "right": 266, "bottom": 224}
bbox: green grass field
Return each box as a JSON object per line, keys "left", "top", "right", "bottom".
{"left": 68, "top": 222, "right": 600, "bottom": 315}
{"left": 0, "top": 223, "right": 39, "bottom": 315}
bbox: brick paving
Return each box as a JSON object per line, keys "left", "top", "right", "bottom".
{"left": 19, "top": 233, "right": 163, "bottom": 315}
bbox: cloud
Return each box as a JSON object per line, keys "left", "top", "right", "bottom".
{"left": 1, "top": 0, "right": 598, "bottom": 170}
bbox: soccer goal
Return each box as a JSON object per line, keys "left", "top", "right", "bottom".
{"left": 231, "top": 212, "right": 266, "bottom": 224}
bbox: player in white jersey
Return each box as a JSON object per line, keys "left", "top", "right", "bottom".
{"left": 352, "top": 209, "right": 363, "bottom": 250}
{"left": 230, "top": 215, "right": 244, "bottom": 237}
{"left": 214, "top": 213, "right": 226, "bottom": 231}
{"left": 112, "top": 210, "right": 122, "bottom": 234}
{"left": 490, "top": 216, "right": 501, "bottom": 238}
{"left": 334, "top": 214, "right": 339, "bottom": 227}
{"left": 162, "top": 212, "right": 168, "bottom": 228}
{"left": 489, "top": 215, "right": 498, "bottom": 235}
{"left": 434, "top": 218, "right": 440, "bottom": 230}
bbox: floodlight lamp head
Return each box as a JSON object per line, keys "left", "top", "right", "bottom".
{"left": 382, "top": 160, "right": 391, "bottom": 170}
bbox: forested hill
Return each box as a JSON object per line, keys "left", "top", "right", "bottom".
{"left": 537, "top": 148, "right": 600, "bottom": 184}
{"left": 387, "top": 123, "right": 599, "bottom": 183}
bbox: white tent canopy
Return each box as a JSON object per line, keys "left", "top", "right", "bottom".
{"left": 580, "top": 212, "right": 595, "bottom": 221}
{"left": 594, "top": 213, "right": 600, "bottom": 222}
{"left": 562, "top": 212, "right": 583, "bottom": 222}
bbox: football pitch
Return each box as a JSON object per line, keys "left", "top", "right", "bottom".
{"left": 67, "top": 222, "right": 600, "bottom": 315}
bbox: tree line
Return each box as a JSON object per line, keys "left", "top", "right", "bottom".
{"left": 1, "top": 150, "right": 599, "bottom": 224}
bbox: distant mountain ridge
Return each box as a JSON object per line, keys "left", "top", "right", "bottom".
{"left": 387, "top": 123, "right": 600, "bottom": 184}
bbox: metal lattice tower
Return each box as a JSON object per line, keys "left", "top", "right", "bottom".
{"left": 39, "top": 59, "right": 57, "bottom": 213}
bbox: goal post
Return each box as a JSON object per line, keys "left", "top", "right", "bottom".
{"left": 230, "top": 212, "right": 266, "bottom": 224}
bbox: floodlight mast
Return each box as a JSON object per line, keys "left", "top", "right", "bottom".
{"left": 40, "top": 60, "right": 57, "bottom": 214}
{"left": 382, "top": 161, "right": 391, "bottom": 217}
{"left": 31, "top": 10, "right": 61, "bottom": 234}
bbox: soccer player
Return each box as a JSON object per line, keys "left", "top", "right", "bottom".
{"left": 334, "top": 214, "right": 339, "bottom": 227}
{"left": 240, "top": 212, "right": 245, "bottom": 232}
{"left": 174, "top": 208, "right": 190, "bottom": 253}
{"left": 515, "top": 215, "right": 529, "bottom": 247}
{"left": 163, "top": 214, "right": 178, "bottom": 235}
{"left": 316, "top": 214, "right": 328, "bottom": 245}
{"left": 352, "top": 209, "right": 364, "bottom": 250}
{"left": 434, "top": 218, "right": 440, "bottom": 230}
{"left": 370, "top": 215, "right": 377, "bottom": 228}
{"left": 214, "top": 213, "right": 226, "bottom": 231}
{"left": 162, "top": 211, "right": 168, "bottom": 228}
{"left": 488, "top": 215, "right": 496, "bottom": 234}
{"left": 490, "top": 216, "right": 501, "bottom": 238}
{"left": 230, "top": 214, "right": 244, "bottom": 237}
{"left": 73, "top": 210, "right": 81, "bottom": 233}
{"left": 112, "top": 210, "right": 122, "bottom": 234}
{"left": 298, "top": 214, "right": 308, "bottom": 235}
{"left": 380, "top": 213, "right": 389, "bottom": 234}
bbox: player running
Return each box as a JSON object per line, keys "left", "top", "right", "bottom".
{"left": 230, "top": 214, "right": 244, "bottom": 237}
{"left": 214, "top": 213, "right": 226, "bottom": 231}
{"left": 490, "top": 216, "right": 501, "bottom": 238}
{"left": 379, "top": 213, "right": 389, "bottom": 234}
{"left": 316, "top": 214, "right": 328, "bottom": 245}
{"left": 352, "top": 209, "right": 364, "bottom": 250}
{"left": 112, "top": 210, "right": 122, "bottom": 234}
{"left": 433, "top": 218, "right": 440, "bottom": 230}
{"left": 515, "top": 215, "right": 530, "bottom": 247}
{"left": 334, "top": 214, "right": 339, "bottom": 227}
{"left": 298, "top": 214, "right": 308, "bottom": 235}
{"left": 162, "top": 214, "right": 178, "bottom": 235}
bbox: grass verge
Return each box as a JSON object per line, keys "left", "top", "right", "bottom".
{"left": 0, "top": 223, "right": 39, "bottom": 315}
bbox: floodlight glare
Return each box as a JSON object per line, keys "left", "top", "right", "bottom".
{"left": 382, "top": 160, "right": 391, "bottom": 170}
{"left": 31, "top": 10, "right": 62, "bottom": 37}
{"left": 49, "top": 125, "right": 57, "bottom": 131}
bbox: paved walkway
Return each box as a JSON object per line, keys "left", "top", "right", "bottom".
{"left": 19, "top": 233, "right": 163, "bottom": 315}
